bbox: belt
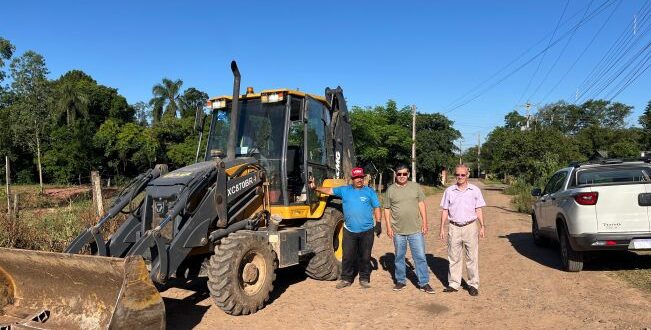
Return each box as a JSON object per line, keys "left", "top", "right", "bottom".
{"left": 450, "top": 219, "right": 476, "bottom": 227}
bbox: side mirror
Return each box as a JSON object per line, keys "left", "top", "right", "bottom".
{"left": 531, "top": 188, "right": 542, "bottom": 197}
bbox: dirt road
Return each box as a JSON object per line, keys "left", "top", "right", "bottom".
{"left": 162, "top": 180, "right": 651, "bottom": 329}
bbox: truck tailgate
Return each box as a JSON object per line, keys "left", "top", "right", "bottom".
{"left": 594, "top": 184, "right": 650, "bottom": 232}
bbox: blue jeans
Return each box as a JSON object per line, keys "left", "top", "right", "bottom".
{"left": 393, "top": 232, "right": 429, "bottom": 287}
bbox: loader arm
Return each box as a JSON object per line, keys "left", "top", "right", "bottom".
{"left": 65, "top": 165, "right": 167, "bottom": 256}
{"left": 126, "top": 158, "right": 265, "bottom": 284}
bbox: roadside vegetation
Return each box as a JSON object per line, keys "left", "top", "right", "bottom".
{"left": 0, "top": 185, "right": 95, "bottom": 251}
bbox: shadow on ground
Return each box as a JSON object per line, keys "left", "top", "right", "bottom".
{"left": 505, "top": 232, "right": 651, "bottom": 271}
{"left": 378, "top": 252, "right": 449, "bottom": 288}
{"left": 164, "top": 266, "right": 310, "bottom": 330}
{"left": 485, "top": 205, "right": 521, "bottom": 214}
{"left": 163, "top": 278, "right": 210, "bottom": 330}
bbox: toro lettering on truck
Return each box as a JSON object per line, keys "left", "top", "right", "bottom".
{"left": 228, "top": 176, "right": 256, "bottom": 197}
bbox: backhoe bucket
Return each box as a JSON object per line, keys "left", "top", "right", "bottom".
{"left": 0, "top": 248, "right": 165, "bottom": 330}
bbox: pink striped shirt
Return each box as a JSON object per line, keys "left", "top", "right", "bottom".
{"left": 440, "top": 183, "right": 486, "bottom": 224}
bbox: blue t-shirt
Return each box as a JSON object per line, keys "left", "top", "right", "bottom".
{"left": 332, "top": 185, "right": 381, "bottom": 233}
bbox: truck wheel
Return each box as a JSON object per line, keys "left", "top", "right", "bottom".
{"left": 303, "top": 207, "right": 343, "bottom": 280}
{"left": 531, "top": 214, "right": 547, "bottom": 247}
{"left": 558, "top": 226, "right": 583, "bottom": 272}
{"left": 208, "top": 231, "right": 277, "bottom": 315}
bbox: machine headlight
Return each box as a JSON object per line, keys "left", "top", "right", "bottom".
{"left": 208, "top": 98, "right": 228, "bottom": 109}
{"left": 261, "top": 92, "right": 285, "bottom": 103}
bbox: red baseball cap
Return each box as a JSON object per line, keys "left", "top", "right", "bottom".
{"left": 351, "top": 167, "right": 365, "bottom": 178}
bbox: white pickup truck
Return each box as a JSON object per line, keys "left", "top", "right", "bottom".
{"left": 531, "top": 160, "right": 651, "bottom": 272}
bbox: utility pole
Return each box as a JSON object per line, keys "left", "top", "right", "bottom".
{"left": 411, "top": 105, "right": 417, "bottom": 182}
{"left": 458, "top": 138, "right": 464, "bottom": 165}
{"left": 477, "top": 133, "right": 481, "bottom": 179}
{"left": 524, "top": 102, "right": 532, "bottom": 130}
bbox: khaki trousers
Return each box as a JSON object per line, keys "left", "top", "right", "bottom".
{"left": 447, "top": 221, "right": 479, "bottom": 289}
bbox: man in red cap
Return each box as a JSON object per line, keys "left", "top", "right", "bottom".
{"left": 309, "top": 167, "right": 382, "bottom": 289}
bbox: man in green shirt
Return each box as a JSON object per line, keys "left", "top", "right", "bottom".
{"left": 383, "top": 164, "right": 433, "bottom": 293}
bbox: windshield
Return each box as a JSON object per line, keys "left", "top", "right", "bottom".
{"left": 207, "top": 98, "right": 286, "bottom": 160}
{"left": 575, "top": 166, "right": 651, "bottom": 186}
{"left": 206, "top": 109, "right": 230, "bottom": 159}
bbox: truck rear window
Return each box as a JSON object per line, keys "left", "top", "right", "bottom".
{"left": 575, "top": 166, "right": 651, "bottom": 186}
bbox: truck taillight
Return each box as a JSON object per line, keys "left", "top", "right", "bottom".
{"left": 574, "top": 192, "right": 598, "bottom": 205}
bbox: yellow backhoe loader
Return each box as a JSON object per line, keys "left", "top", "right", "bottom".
{"left": 0, "top": 61, "right": 356, "bottom": 329}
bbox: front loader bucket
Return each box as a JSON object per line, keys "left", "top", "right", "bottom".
{"left": 0, "top": 248, "right": 165, "bottom": 330}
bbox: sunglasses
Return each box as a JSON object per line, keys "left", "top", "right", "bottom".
{"left": 396, "top": 173, "right": 409, "bottom": 177}
{"left": 455, "top": 173, "right": 467, "bottom": 177}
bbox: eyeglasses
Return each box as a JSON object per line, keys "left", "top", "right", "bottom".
{"left": 455, "top": 173, "right": 467, "bottom": 177}
{"left": 396, "top": 173, "right": 409, "bottom": 177}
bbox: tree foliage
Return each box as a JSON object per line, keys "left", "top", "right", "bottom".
{"left": 483, "top": 99, "right": 644, "bottom": 186}
{"left": 351, "top": 100, "right": 459, "bottom": 184}
{"left": 150, "top": 78, "right": 183, "bottom": 121}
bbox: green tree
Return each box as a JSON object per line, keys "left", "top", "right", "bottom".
{"left": 42, "top": 123, "right": 94, "bottom": 183}
{"left": 415, "top": 113, "right": 460, "bottom": 183}
{"left": 351, "top": 100, "right": 410, "bottom": 176}
{"left": 504, "top": 110, "right": 527, "bottom": 129}
{"left": 56, "top": 81, "right": 88, "bottom": 125}
{"left": 9, "top": 51, "right": 52, "bottom": 192}
{"left": 132, "top": 101, "right": 151, "bottom": 126}
{"left": 178, "top": 87, "right": 208, "bottom": 120}
{"left": 482, "top": 124, "right": 583, "bottom": 185}
{"left": 95, "top": 119, "right": 159, "bottom": 176}
{"left": 351, "top": 100, "right": 458, "bottom": 185}
{"left": 639, "top": 101, "right": 651, "bottom": 150}
{"left": 0, "top": 37, "right": 15, "bottom": 84}
{"left": 150, "top": 78, "right": 183, "bottom": 121}
{"left": 0, "top": 38, "right": 15, "bottom": 179}
{"left": 94, "top": 119, "right": 121, "bottom": 174}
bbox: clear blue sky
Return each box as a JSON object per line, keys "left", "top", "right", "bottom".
{"left": 3, "top": 0, "right": 650, "bottom": 150}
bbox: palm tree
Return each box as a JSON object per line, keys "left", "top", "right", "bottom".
{"left": 149, "top": 78, "right": 183, "bottom": 122}
{"left": 57, "top": 82, "right": 88, "bottom": 125}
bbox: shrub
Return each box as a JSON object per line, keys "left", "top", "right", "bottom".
{"left": 504, "top": 179, "right": 535, "bottom": 213}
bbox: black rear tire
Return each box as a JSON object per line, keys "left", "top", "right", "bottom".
{"left": 558, "top": 226, "right": 583, "bottom": 272}
{"left": 207, "top": 231, "right": 277, "bottom": 315}
{"left": 303, "top": 207, "right": 343, "bottom": 280}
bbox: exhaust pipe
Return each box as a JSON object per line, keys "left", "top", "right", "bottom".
{"left": 226, "top": 60, "right": 241, "bottom": 161}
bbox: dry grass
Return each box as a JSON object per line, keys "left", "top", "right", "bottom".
{"left": 0, "top": 184, "right": 121, "bottom": 252}
{"left": 608, "top": 251, "right": 651, "bottom": 294}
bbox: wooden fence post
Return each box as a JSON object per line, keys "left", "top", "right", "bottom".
{"left": 5, "top": 156, "right": 11, "bottom": 216}
{"left": 12, "top": 193, "right": 18, "bottom": 219}
{"left": 91, "top": 171, "right": 104, "bottom": 218}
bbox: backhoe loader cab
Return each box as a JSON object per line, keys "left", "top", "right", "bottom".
{"left": 206, "top": 88, "right": 354, "bottom": 207}
{"left": 0, "top": 62, "right": 356, "bottom": 328}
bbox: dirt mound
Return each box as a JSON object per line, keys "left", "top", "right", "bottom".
{"left": 44, "top": 186, "right": 92, "bottom": 201}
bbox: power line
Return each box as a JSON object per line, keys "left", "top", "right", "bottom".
{"left": 575, "top": 2, "right": 651, "bottom": 102}
{"left": 440, "top": 0, "right": 609, "bottom": 113}
{"left": 517, "top": 0, "right": 570, "bottom": 105}
{"left": 577, "top": 1, "right": 650, "bottom": 95}
{"left": 535, "top": 0, "right": 620, "bottom": 107}
{"left": 607, "top": 47, "right": 651, "bottom": 100}
{"left": 530, "top": 0, "right": 602, "bottom": 104}
{"left": 442, "top": 0, "right": 616, "bottom": 115}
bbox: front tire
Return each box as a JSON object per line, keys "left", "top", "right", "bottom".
{"left": 208, "top": 231, "right": 277, "bottom": 315}
{"left": 558, "top": 226, "right": 583, "bottom": 272}
{"left": 303, "top": 207, "right": 343, "bottom": 280}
